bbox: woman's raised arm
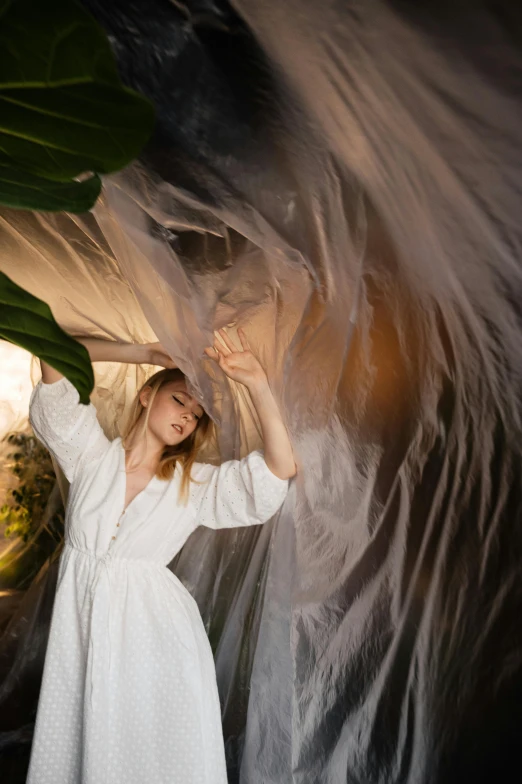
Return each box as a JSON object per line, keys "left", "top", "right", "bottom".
{"left": 39, "top": 338, "right": 175, "bottom": 384}
{"left": 204, "top": 328, "right": 297, "bottom": 480}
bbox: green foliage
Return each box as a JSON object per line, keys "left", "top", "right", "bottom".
{"left": 1, "top": 431, "right": 63, "bottom": 543}
{"left": 0, "top": 270, "right": 94, "bottom": 402}
{"left": 0, "top": 0, "right": 155, "bottom": 212}
{"left": 0, "top": 167, "right": 101, "bottom": 212}
{"left": 0, "top": 430, "right": 64, "bottom": 590}
{"left": 0, "top": 0, "right": 156, "bottom": 400}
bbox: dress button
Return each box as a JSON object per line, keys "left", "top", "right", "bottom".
{"left": 116, "top": 523, "right": 120, "bottom": 527}
{"left": 111, "top": 536, "right": 116, "bottom": 540}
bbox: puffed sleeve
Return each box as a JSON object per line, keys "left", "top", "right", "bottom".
{"left": 190, "top": 449, "right": 290, "bottom": 530}
{"left": 28, "top": 376, "right": 111, "bottom": 484}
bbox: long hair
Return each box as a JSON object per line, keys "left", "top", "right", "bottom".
{"left": 120, "top": 368, "right": 213, "bottom": 504}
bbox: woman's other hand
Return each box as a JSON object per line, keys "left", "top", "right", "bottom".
{"left": 145, "top": 342, "right": 177, "bottom": 369}
{"left": 204, "top": 327, "right": 296, "bottom": 479}
{"left": 204, "top": 328, "right": 267, "bottom": 389}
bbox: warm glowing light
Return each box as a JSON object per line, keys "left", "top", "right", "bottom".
{"left": 0, "top": 341, "right": 33, "bottom": 439}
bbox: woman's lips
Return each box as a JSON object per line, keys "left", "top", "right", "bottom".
{"left": 172, "top": 424, "right": 183, "bottom": 434}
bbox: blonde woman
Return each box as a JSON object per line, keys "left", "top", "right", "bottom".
{"left": 26, "top": 328, "right": 296, "bottom": 784}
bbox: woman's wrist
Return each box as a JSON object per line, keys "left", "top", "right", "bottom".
{"left": 245, "top": 373, "right": 270, "bottom": 397}
{"left": 247, "top": 375, "right": 279, "bottom": 415}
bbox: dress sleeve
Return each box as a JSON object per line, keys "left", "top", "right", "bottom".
{"left": 190, "top": 449, "right": 290, "bottom": 530}
{"left": 28, "top": 376, "right": 111, "bottom": 483}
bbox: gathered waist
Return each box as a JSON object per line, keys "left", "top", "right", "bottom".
{"left": 63, "top": 539, "right": 162, "bottom": 568}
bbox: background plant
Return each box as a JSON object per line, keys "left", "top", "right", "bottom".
{"left": 0, "top": 431, "right": 65, "bottom": 590}
{"left": 0, "top": 0, "right": 155, "bottom": 395}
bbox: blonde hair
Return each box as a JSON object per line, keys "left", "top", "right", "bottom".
{"left": 120, "top": 368, "right": 213, "bottom": 504}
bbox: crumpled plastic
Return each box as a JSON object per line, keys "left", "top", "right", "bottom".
{"left": 1, "top": 1, "right": 522, "bottom": 782}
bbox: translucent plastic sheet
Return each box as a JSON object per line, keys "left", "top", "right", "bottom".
{"left": 2, "top": 1, "right": 522, "bottom": 782}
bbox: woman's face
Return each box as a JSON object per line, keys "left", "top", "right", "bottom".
{"left": 140, "top": 379, "right": 205, "bottom": 446}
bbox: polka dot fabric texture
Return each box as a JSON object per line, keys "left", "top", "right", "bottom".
{"left": 28, "top": 375, "right": 112, "bottom": 483}
{"left": 26, "top": 376, "right": 289, "bottom": 784}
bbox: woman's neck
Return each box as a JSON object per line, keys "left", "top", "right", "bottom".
{"left": 124, "top": 434, "right": 165, "bottom": 473}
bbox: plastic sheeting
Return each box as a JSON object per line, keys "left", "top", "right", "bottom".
{"left": 1, "top": 1, "right": 522, "bottom": 782}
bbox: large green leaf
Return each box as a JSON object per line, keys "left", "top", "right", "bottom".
{"left": 0, "top": 166, "right": 101, "bottom": 211}
{"left": 0, "top": 0, "right": 120, "bottom": 88}
{"left": 0, "top": 270, "right": 94, "bottom": 403}
{"left": 0, "top": 0, "right": 155, "bottom": 212}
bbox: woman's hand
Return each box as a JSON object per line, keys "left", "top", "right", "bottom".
{"left": 205, "top": 327, "right": 296, "bottom": 479}
{"left": 204, "top": 328, "right": 267, "bottom": 389}
{"left": 145, "top": 342, "right": 177, "bottom": 369}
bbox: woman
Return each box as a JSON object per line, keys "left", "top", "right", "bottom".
{"left": 26, "top": 328, "right": 296, "bottom": 784}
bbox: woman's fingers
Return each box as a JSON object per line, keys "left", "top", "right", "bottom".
{"left": 204, "top": 344, "right": 222, "bottom": 361}
{"left": 210, "top": 332, "right": 228, "bottom": 355}
{"left": 206, "top": 341, "right": 228, "bottom": 368}
{"left": 217, "top": 326, "right": 252, "bottom": 354}
{"left": 148, "top": 342, "right": 178, "bottom": 369}
{"left": 215, "top": 328, "right": 237, "bottom": 354}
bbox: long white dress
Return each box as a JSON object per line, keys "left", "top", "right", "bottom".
{"left": 25, "top": 376, "right": 289, "bottom": 784}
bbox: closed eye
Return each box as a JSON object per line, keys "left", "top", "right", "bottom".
{"left": 173, "top": 395, "right": 200, "bottom": 421}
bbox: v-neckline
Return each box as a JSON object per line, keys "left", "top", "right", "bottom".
{"left": 117, "top": 437, "right": 157, "bottom": 514}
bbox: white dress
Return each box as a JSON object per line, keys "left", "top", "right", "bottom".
{"left": 25, "top": 376, "right": 289, "bottom": 784}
